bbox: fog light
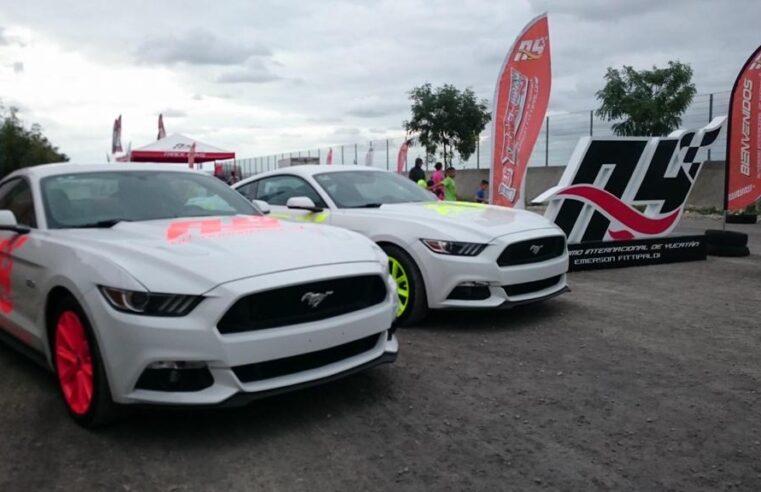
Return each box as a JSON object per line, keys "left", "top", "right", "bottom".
{"left": 448, "top": 282, "right": 491, "bottom": 301}
{"left": 136, "top": 362, "right": 213, "bottom": 392}
{"left": 147, "top": 360, "right": 208, "bottom": 370}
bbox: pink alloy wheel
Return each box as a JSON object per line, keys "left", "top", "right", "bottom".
{"left": 54, "top": 311, "right": 94, "bottom": 415}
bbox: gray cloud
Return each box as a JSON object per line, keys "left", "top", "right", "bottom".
{"left": 306, "top": 116, "right": 344, "bottom": 124}
{"left": 135, "top": 30, "right": 271, "bottom": 66}
{"left": 1, "top": 0, "right": 760, "bottom": 161}
{"left": 345, "top": 97, "right": 408, "bottom": 119}
{"left": 160, "top": 108, "right": 187, "bottom": 118}
{"left": 12, "top": 62, "right": 23, "bottom": 73}
{"left": 217, "top": 66, "right": 281, "bottom": 84}
{"left": 346, "top": 106, "right": 403, "bottom": 118}
{"left": 530, "top": 0, "right": 669, "bottom": 20}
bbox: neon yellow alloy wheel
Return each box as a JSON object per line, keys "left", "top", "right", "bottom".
{"left": 389, "top": 256, "right": 410, "bottom": 317}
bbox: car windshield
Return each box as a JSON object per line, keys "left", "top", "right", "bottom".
{"left": 313, "top": 170, "right": 436, "bottom": 208}
{"left": 41, "top": 171, "right": 258, "bottom": 229}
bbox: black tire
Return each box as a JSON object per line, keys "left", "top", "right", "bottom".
{"left": 381, "top": 244, "right": 428, "bottom": 326}
{"left": 707, "top": 244, "right": 750, "bottom": 257}
{"left": 705, "top": 229, "right": 748, "bottom": 248}
{"left": 50, "top": 296, "right": 121, "bottom": 428}
{"left": 725, "top": 213, "right": 758, "bottom": 225}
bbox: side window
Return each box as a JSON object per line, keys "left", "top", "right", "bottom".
{"left": 255, "top": 176, "right": 326, "bottom": 207}
{"left": 0, "top": 179, "right": 37, "bottom": 228}
{"left": 236, "top": 181, "right": 259, "bottom": 200}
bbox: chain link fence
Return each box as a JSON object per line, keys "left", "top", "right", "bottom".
{"left": 220, "top": 91, "right": 730, "bottom": 179}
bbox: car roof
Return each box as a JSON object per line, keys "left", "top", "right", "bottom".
{"left": 5, "top": 162, "right": 208, "bottom": 181}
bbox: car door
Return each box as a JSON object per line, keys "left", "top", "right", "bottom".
{"left": 0, "top": 178, "right": 47, "bottom": 351}
{"left": 252, "top": 175, "right": 330, "bottom": 224}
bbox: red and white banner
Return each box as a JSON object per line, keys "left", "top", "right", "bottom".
{"left": 326, "top": 147, "right": 333, "bottom": 165}
{"left": 397, "top": 138, "right": 411, "bottom": 174}
{"left": 188, "top": 142, "right": 196, "bottom": 169}
{"left": 726, "top": 45, "right": 761, "bottom": 211}
{"left": 157, "top": 114, "right": 166, "bottom": 140}
{"left": 489, "top": 12, "right": 551, "bottom": 208}
{"left": 112, "top": 115, "right": 123, "bottom": 154}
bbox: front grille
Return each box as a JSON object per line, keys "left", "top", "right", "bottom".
{"left": 497, "top": 236, "right": 566, "bottom": 267}
{"left": 503, "top": 275, "right": 562, "bottom": 297}
{"left": 217, "top": 275, "right": 387, "bottom": 334}
{"left": 232, "top": 334, "right": 381, "bottom": 383}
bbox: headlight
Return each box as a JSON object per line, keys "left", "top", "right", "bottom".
{"left": 99, "top": 286, "right": 203, "bottom": 317}
{"left": 420, "top": 239, "right": 487, "bottom": 256}
{"left": 371, "top": 244, "right": 390, "bottom": 275}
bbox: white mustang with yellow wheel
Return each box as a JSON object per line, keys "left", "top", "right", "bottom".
{"left": 233, "top": 166, "right": 570, "bottom": 326}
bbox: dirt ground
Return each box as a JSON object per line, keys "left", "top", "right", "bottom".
{"left": 0, "top": 217, "right": 759, "bottom": 491}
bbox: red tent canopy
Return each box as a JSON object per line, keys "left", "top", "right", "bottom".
{"left": 129, "top": 134, "right": 235, "bottom": 163}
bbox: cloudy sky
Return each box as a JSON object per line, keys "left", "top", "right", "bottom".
{"left": 0, "top": 0, "right": 758, "bottom": 161}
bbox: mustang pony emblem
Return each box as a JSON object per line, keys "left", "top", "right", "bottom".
{"left": 301, "top": 291, "right": 334, "bottom": 308}
{"left": 529, "top": 244, "right": 544, "bottom": 255}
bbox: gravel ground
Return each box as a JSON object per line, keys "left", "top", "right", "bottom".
{"left": 0, "top": 218, "right": 759, "bottom": 491}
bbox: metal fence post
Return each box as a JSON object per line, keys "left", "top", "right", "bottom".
{"left": 386, "top": 139, "right": 390, "bottom": 170}
{"left": 476, "top": 139, "right": 480, "bottom": 169}
{"left": 341, "top": 145, "right": 344, "bottom": 164}
{"left": 708, "top": 93, "right": 714, "bottom": 161}
{"left": 545, "top": 115, "right": 550, "bottom": 167}
{"left": 354, "top": 144, "right": 358, "bottom": 165}
{"left": 589, "top": 110, "right": 594, "bottom": 136}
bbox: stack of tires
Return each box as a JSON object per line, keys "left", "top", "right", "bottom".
{"left": 705, "top": 229, "right": 750, "bottom": 257}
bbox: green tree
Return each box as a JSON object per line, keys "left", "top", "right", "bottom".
{"left": 404, "top": 83, "right": 491, "bottom": 166}
{"left": 595, "top": 61, "right": 697, "bottom": 136}
{"left": 0, "top": 103, "right": 68, "bottom": 178}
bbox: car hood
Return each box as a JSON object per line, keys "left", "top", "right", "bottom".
{"left": 52, "top": 215, "right": 378, "bottom": 294}
{"left": 351, "top": 202, "right": 561, "bottom": 241}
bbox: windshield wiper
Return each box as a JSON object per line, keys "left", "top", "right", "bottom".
{"left": 69, "top": 219, "right": 132, "bottom": 229}
{"left": 351, "top": 203, "right": 383, "bottom": 208}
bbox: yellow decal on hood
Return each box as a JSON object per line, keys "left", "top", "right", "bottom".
{"left": 270, "top": 211, "right": 330, "bottom": 223}
{"left": 423, "top": 202, "right": 488, "bottom": 217}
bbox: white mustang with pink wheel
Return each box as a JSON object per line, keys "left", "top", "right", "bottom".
{"left": 0, "top": 163, "right": 398, "bottom": 427}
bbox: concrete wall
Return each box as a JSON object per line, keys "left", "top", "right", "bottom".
{"left": 426, "top": 161, "right": 725, "bottom": 209}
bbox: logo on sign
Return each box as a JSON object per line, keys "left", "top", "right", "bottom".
{"left": 534, "top": 118, "right": 726, "bottom": 243}
{"left": 514, "top": 37, "right": 546, "bottom": 61}
{"left": 751, "top": 52, "right": 761, "bottom": 70}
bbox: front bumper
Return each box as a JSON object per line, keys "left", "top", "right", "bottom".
{"left": 411, "top": 228, "right": 570, "bottom": 309}
{"left": 83, "top": 262, "right": 398, "bottom": 406}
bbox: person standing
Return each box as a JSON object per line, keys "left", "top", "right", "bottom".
{"left": 431, "top": 162, "right": 445, "bottom": 200}
{"left": 475, "top": 179, "right": 489, "bottom": 203}
{"left": 432, "top": 167, "right": 458, "bottom": 201}
{"left": 408, "top": 157, "right": 425, "bottom": 182}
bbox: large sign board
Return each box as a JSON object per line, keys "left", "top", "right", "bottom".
{"left": 534, "top": 118, "right": 725, "bottom": 243}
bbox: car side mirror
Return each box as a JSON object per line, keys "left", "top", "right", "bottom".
{"left": 0, "top": 210, "right": 30, "bottom": 234}
{"left": 286, "top": 196, "right": 323, "bottom": 212}
{"left": 252, "top": 199, "right": 271, "bottom": 215}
